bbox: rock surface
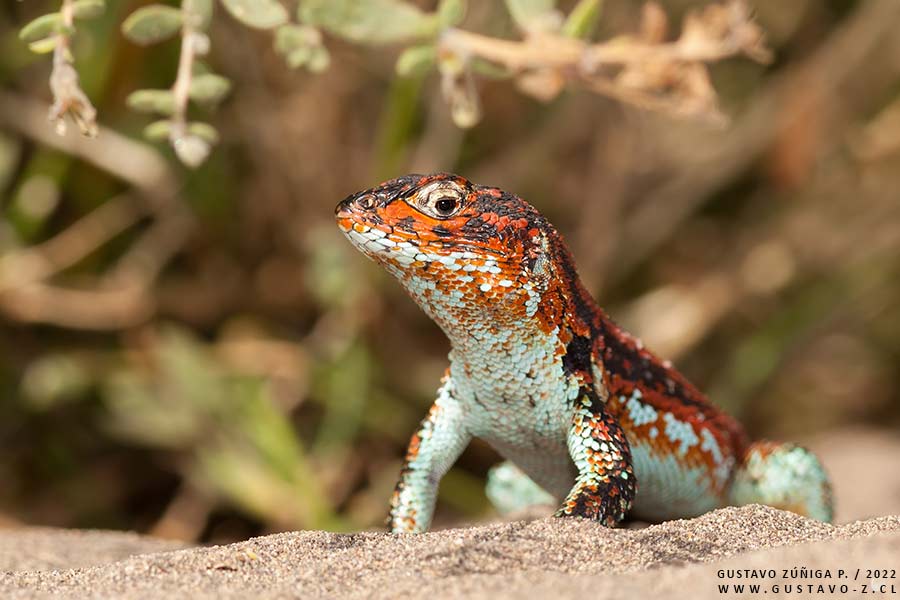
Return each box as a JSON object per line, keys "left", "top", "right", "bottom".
{"left": 2, "top": 427, "right": 899, "bottom": 599}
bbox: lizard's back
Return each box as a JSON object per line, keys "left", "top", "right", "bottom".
{"left": 593, "top": 312, "right": 748, "bottom": 519}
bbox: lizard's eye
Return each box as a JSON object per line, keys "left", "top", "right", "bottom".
{"left": 434, "top": 197, "right": 458, "bottom": 215}
{"left": 412, "top": 181, "right": 465, "bottom": 219}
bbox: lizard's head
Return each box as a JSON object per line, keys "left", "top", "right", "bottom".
{"left": 335, "top": 173, "right": 559, "bottom": 331}
{"left": 335, "top": 172, "right": 549, "bottom": 272}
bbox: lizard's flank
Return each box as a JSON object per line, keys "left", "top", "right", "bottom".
{"left": 336, "top": 173, "right": 834, "bottom": 533}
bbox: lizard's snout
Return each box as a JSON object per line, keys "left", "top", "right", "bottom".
{"left": 336, "top": 192, "right": 376, "bottom": 213}
{"left": 334, "top": 196, "right": 353, "bottom": 218}
{"left": 334, "top": 197, "right": 353, "bottom": 232}
{"left": 335, "top": 192, "right": 379, "bottom": 237}
{"left": 335, "top": 192, "right": 376, "bottom": 221}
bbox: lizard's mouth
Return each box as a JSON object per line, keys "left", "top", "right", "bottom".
{"left": 335, "top": 197, "right": 373, "bottom": 237}
{"left": 335, "top": 197, "right": 408, "bottom": 261}
{"left": 334, "top": 211, "right": 358, "bottom": 236}
{"left": 335, "top": 193, "right": 386, "bottom": 233}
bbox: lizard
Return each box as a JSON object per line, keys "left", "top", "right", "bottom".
{"left": 335, "top": 172, "right": 834, "bottom": 533}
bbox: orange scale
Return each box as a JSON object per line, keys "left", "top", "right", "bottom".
{"left": 746, "top": 440, "right": 783, "bottom": 459}
{"left": 406, "top": 433, "right": 422, "bottom": 459}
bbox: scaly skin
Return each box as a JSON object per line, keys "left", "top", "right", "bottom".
{"left": 335, "top": 173, "right": 834, "bottom": 533}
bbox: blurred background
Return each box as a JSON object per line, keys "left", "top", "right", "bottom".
{"left": 1, "top": 0, "right": 899, "bottom": 543}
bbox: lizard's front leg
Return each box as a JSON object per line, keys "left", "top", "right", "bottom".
{"left": 556, "top": 388, "right": 636, "bottom": 526}
{"left": 389, "top": 377, "right": 471, "bottom": 533}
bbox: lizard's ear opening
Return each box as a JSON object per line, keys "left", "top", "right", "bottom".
{"left": 525, "top": 232, "right": 553, "bottom": 286}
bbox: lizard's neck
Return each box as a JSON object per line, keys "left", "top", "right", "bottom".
{"left": 386, "top": 248, "right": 599, "bottom": 368}
{"left": 372, "top": 219, "right": 606, "bottom": 379}
{"left": 400, "top": 268, "right": 562, "bottom": 350}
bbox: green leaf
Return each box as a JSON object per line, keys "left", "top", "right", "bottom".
{"left": 449, "top": 84, "right": 479, "bottom": 128}
{"left": 122, "top": 5, "right": 183, "bottom": 46}
{"left": 73, "top": 0, "right": 106, "bottom": 20}
{"left": 27, "top": 38, "right": 59, "bottom": 54}
{"left": 440, "top": 62, "right": 480, "bottom": 128}
{"left": 275, "top": 24, "right": 304, "bottom": 53}
{"left": 300, "top": 0, "right": 437, "bottom": 44}
{"left": 274, "top": 24, "right": 328, "bottom": 71}
{"left": 184, "top": 0, "right": 213, "bottom": 29}
{"left": 220, "top": 0, "right": 287, "bottom": 30}
{"left": 188, "top": 121, "right": 219, "bottom": 144}
{"left": 504, "top": 0, "right": 558, "bottom": 31}
{"left": 127, "top": 89, "right": 176, "bottom": 115}
{"left": 190, "top": 31, "right": 211, "bottom": 55}
{"left": 307, "top": 46, "right": 331, "bottom": 73}
{"left": 19, "top": 13, "right": 63, "bottom": 43}
{"left": 437, "top": 0, "right": 466, "bottom": 27}
{"left": 396, "top": 44, "right": 435, "bottom": 77}
{"left": 144, "top": 119, "right": 172, "bottom": 141}
{"left": 173, "top": 134, "right": 210, "bottom": 167}
{"left": 275, "top": 24, "right": 318, "bottom": 54}
{"left": 192, "top": 61, "right": 212, "bottom": 76}
{"left": 562, "top": 0, "right": 602, "bottom": 38}
{"left": 471, "top": 58, "right": 512, "bottom": 79}
{"left": 22, "top": 354, "right": 91, "bottom": 411}
{"left": 189, "top": 73, "right": 231, "bottom": 104}
{"left": 285, "top": 47, "right": 313, "bottom": 68}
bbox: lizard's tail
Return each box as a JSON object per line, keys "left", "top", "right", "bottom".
{"left": 728, "top": 440, "right": 834, "bottom": 522}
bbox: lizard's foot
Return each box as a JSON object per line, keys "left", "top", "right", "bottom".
{"left": 729, "top": 441, "right": 834, "bottom": 523}
{"left": 554, "top": 391, "right": 636, "bottom": 526}
{"left": 485, "top": 462, "right": 556, "bottom": 515}
{"left": 554, "top": 476, "right": 634, "bottom": 527}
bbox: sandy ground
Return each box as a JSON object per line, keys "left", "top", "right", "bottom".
{"left": 2, "top": 426, "right": 899, "bottom": 599}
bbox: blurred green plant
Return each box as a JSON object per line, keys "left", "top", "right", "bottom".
{"left": 19, "top": 0, "right": 770, "bottom": 167}
{"left": 102, "top": 327, "right": 343, "bottom": 530}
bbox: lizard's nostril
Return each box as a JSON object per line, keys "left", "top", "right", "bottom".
{"left": 335, "top": 197, "right": 354, "bottom": 218}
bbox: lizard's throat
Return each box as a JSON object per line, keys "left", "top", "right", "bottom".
{"left": 388, "top": 265, "right": 554, "bottom": 354}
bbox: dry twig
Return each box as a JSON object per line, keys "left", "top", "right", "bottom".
{"left": 439, "top": 0, "right": 771, "bottom": 123}
{"left": 169, "top": 6, "right": 208, "bottom": 167}
{"left": 48, "top": 0, "right": 98, "bottom": 137}
{"left": 611, "top": 0, "right": 900, "bottom": 281}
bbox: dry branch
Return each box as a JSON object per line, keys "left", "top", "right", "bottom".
{"left": 439, "top": 0, "right": 771, "bottom": 123}
{"left": 48, "top": 0, "right": 98, "bottom": 137}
